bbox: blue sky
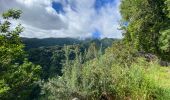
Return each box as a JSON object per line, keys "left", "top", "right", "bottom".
{"left": 52, "top": 2, "right": 65, "bottom": 14}
{"left": 0, "top": 0, "right": 122, "bottom": 39}
{"left": 92, "top": 29, "right": 102, "bottom": 39}
{"left": 95, "top": 0, "right": 115, "bottom": 10}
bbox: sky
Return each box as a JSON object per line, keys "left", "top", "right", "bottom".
{"left": 0, "top": 0, "right": 122, "bottom": 39}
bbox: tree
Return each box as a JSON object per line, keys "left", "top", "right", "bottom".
{"left": 0, "top": 9, "right": 41, "bottom": 99}
{"left": 85, "top": 43, "right": 98, "bottom": 61}
{"left": 158, "top": 0, "right": 170, "bottom": 60}
{"left": 120, "top": 0, "right": 170, "bottom": 60}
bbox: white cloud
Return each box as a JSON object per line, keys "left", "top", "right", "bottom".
{"left": 0, "top": 0, "right": 122, "bottom": 38}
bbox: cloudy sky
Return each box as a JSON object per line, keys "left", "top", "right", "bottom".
{"left": 0, "top": 0, "right": 122, "bottom": 39}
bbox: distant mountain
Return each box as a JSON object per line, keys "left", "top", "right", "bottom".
{"left": 22, "top": 37, "right": 119, "bottom": 79}
{"left": 22, "top": 37, "right": 82, "bottom": 49}
{"left": 22, "top": 37, "right": 119, "bottom": 49}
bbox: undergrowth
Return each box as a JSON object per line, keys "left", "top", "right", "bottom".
{"left": 41, "top": 42, "right": 170, "bottom": 100}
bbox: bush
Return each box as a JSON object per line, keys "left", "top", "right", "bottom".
{"left": 41, "top": 42, "right": 170, "bottom": 100}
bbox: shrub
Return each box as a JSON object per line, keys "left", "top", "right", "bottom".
{"left": 41, "top": 42, "right": 170, "bottom": 100}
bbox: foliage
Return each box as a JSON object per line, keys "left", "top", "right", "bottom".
{"left": 28, "top": 46, "right": 65, "bottom": 80}
{"left": 1, "top": 0, "right": 170, "bottom": 99}
{"left": 0, "top": 9, "right": 41, "bottom": 99}
{"left": 27, "top": 39, "right": 115, "bottom": 80}
{"left": 166, "top": 0, "right": 170, "bottom": 17}
{"left": 41, "top": 42, "right": 170, "bottom": 100}
{"left": 120, "top": 0, "right": 170, "bottom": 60}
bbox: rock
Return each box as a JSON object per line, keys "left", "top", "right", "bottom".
{"left": 72, "top": 97, "right": 80, "bottom": 100}
{"left": 100, "top": 92, "right": 115, "bottom": 100}
{"left": 137, "top": 51, "right": 157, "bottom": 62}
{"left": 144, "top": 53, "right": 157, "bottom": 62}
{"left": 160, "top": 61, "right": 170, "bottom": 67}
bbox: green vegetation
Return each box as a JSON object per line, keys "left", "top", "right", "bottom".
{"left": 0, "top": 0, "right": 170, "bottom": 99}
{"left": 120, "top": 0, "right": 170, "bottom": 61}
{"left": 22, "top": 37, "right": 116, "bottom": 50}
{"left": 41, "top": 42, "right": 170, "bottom": 100}
{"left": 25, "top": 38, "right": 116, "bottom": 80}
{"left": 0, "top": 9, "right": 41, "bottom": 99}
{"left": 40, "top": 0, "right": 170, "bottom": 99}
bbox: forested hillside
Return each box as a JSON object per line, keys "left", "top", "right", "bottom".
{"left": 22, "top": 37, "right": 117, "bottom": 50}
{"left": 0, "top": 0, "right": 170, "bottom": 100}
{"left": 23, "top": 38, "right": 117, "bottom": 80}
{"left": 22, "top": 38, "right": 81, "bottom": 49}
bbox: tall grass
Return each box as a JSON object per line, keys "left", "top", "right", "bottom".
{"left": 41, "top": 43, "right": 170, "bottom": 100}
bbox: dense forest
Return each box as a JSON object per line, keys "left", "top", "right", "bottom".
{"left": 0, "top": 0, "right": 170, "bottom": 100}
{"left": 23, "top": 38, "right": 117, "bottom": 79}
{"left": 22, "top": 37, "right": 117, "bottom": 50}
